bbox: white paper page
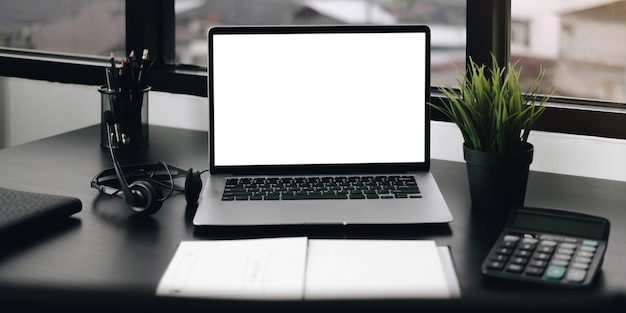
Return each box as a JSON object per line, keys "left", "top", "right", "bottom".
{"left": 438, "top": 246, "right": 462, "bottom": 298}
{"left": 156, "top": 237, "right": 308, "bottom": 300}
{"left": 305, "top": 240, "right": 451, "bottom": 299}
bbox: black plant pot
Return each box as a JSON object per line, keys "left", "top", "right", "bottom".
{"left": 463, "top": 143, "right": 534, "bottom": 215}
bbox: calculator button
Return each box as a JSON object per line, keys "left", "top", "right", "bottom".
{"left": 504, "top": 235, "right": 520, "bottom": 242}
{"left": 546, "top": 265, "right": 567, "bottom": 280}
{"left": 529, "top": 259, "right": 548, "bottom": 268}
{"left": 511, "top": 257, "right": 529, "bottom": 265}
{"left": 579, "top": 246, "right": 597, "bottom": 253}
{"left": 556, "top": 248, "right": 575, "bottom": 255}
{"left": 550, "top": 259, "right": 569, "bottom": 267}
{"left": 582, "top": 240, "right": 598, "bottom": 248}
{"left": 540, "top": 240, "right": 558, "bottom": 247}
{"left": 514, "top": 249, "right": 532, "bottom": 258}
{"left": 576, "top": 251, "right": 594, "bottom": 258}
{"left": 522, "top": 238, "right": 539, "bottom": 245}
{"left": 537, "top": 245, "right": 555, "bottom": 253}
{"left": 562, "top": 237, "right": 578, "bottom": 244}
{"left": 525, "top": 266, "right": 545, "bottom": 276}
{"left": 492, "top": 254, "right": 510, "bottom": 262}
{"left": 574, "top": 256, "right": 592, "bottom": 264}
{"left": 539, "top": 234, "right": 558, "bottom": 241}
{"left": 487, "top": 261, "right": 505, "bottom": 270}
{"left": 533, "top": 252, "right": 552, "bottom": 260}
{"left": 566, "top": 269, "right": 587, "bottom": 282}
{"left": 553, "top": 254, "right": 572, "bottom": 261}
{"left": 506, "top": 264, "right": 524, "bottom": 273}
{"left": 559, "top": 243, "right": 577, "bottom": 249}
{"left": 500, "top": 240, "right": 517, "bottom": 248}
{"left": 519, "top": 243, "right": 536, "bottom": 250}
{"left": 571, "top": 262, "right": 590, "bottom": 270}
{"left": 496, "top": 248, "right": 513, "bottom": 255}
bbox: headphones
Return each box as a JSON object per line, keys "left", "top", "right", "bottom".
{"left": 90, "top": 111, "right": 203, "bottom": 215}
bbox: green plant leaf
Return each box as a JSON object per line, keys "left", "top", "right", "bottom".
{"left": 427, "top": 54, "right": 554, "bottom": 153}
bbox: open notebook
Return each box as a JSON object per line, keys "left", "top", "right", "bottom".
{"left": 193, "top": 25, "right": 453, "bottom": 227}
{"left": 156, "top": 237, "right": 461, "bottom": 300}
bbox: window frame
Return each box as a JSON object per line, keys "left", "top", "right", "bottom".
{"left": 1, "top": 0, "right": 625, "bottom": 140}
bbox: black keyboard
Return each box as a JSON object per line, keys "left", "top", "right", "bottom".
{"left": 221, "top": 175, "right": 421, "bottom": 201}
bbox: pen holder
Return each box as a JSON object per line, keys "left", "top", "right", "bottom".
{"left": 99, "top": 85, "right": 150, "bottom": 149}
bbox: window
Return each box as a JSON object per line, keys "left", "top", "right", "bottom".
{"left": 511, "top": 19, "right": 530, "bottom": 48}
{"left": 174, "top": 0, "right": 466, "bottom": 87}
{"left": 0, "top": 0, "right": 125, "bottom": 58}
{"left": 1, "top": 0, "right": 625, "bottom": 140}
{"left": 511, "top": 0, "right": 626, "bottom": 104}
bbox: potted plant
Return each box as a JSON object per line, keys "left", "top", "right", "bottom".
{"left": 429, "top": 55, "right": 553, "bottom": 215}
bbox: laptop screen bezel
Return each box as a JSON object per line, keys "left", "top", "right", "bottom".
{"left": 208, "top": 25, "right": 431, "bottom": 175}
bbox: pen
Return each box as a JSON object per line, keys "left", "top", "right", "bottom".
{"left": 109, "top": 52, "right": 120, "bottom": 91}
{"left": 129, "top": 50, "right": 137, "bottom": 89}
{"left": 105, "top": 67, "right": 119, "bottom": 124}
{"left": 105, "top": 67, "right": 113, "bottom": 91}
{"left": 138, "top": 49, "right": 149, "bottom": 88}
{"left": 121, "top": 56, "right": 132, "bottom": 92}
{"left": 105, "top": 61, "right": 122, "bottom": 144}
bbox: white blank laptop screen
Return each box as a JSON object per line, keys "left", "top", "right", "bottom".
{"left": 211, "top": 31, "right": 427, "bottom": 167}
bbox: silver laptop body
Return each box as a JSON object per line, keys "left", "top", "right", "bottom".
{"left": 193, "top": 25, "right": 453, "bottom": 227}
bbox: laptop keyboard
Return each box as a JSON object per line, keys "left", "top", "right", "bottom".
{"left": 221, "top": 175, "right": 421, "bottom": 201}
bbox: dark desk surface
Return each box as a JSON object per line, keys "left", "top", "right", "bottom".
{"left": 1, "top": 125, "right": 625, "bottom": 312}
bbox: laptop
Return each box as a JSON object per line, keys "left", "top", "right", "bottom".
{"left": 193, "top": 24, "right": 453, "bottom": 227}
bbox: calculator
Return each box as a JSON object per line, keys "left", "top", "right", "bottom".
{"left": 481, "top": 206, "right": 610, "bottom": 287}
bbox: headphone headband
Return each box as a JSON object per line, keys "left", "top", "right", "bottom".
{"left": 91, "top": 162, "right": 189, "bottom": 200}
{"left": 92, "top": 162, "right": 190, "bottom": 189}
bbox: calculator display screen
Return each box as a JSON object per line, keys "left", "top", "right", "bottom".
{"left": 512, "top": 211, "right": 607, "bottom": 239}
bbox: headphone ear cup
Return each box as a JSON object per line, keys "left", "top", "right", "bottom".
{"left": 184, "top": 168, "right": 202, "bottom": 204}
{"left": 128, "top": 180, "right": 163, "bottom": 215}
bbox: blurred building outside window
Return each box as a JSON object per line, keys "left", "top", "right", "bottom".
{"left": 1, "top": 0, "right": 625, "bottom": 105}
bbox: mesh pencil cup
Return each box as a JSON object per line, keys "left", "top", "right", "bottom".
{"left": 99, "top": 85, "right": 150, "bottom": 149}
